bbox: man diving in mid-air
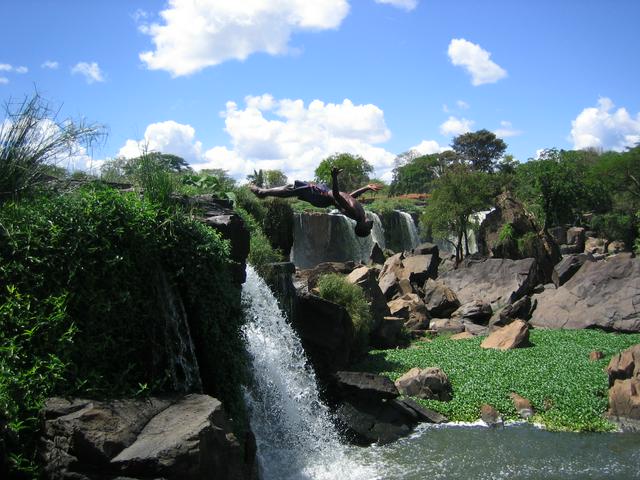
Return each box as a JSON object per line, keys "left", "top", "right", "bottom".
{"left": 250, "top": 167, "right": 382, "bottom": 237}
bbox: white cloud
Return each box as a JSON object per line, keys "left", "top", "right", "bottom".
{"left": 409, "top": 139, "right": 449, "bottom": 155}
{"left": 0, "top": 63, "right": 28, "bottom": 74}
{"left": 41, "top": 60, "right": 59, "bottom": 69}
{"left": 374, "top": 0, "right": 418, "bottom": 11}
{"left": 570, "top": 97, "right": 640, "bottom": 151}
{"left": 0, "top": 77, "right": 8, "bottom": 85}
{"left": 439, "top": 116, "right": 474, "bottom": 137}
{"left": 456, "top": 100, "right": 470, "bottom": 109}
{"left": 71, "top": 62, "right": 105, "bottom": 84}
{"left": 494, "top": 120, "right": 522, "bottom": 138}
{"left": 118, "top": 120, "right": 203, "bottom": 162}
{"left": 139, "top": 0, "right": 350, "bottom": 76}
{"left": 195, "top": 95, "right": 395, "bottom": 181}
{"left": 447, "top": 38, "right": 507, "bottom": 86}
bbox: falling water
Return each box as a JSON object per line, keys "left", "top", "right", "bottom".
{"left": 396, "top": 210, "right": 420, "bottom": 250}
{"left": 241, "top": 266, "right": 378, "bottom": 480}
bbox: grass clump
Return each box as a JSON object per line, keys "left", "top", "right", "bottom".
{"left": 317, "top": 273, "right": 372, "bottom": 356}
{"left": 352, "top": 329, "right": 640, "bottom": 432}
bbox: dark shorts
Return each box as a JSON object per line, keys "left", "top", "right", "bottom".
{"left": 294, "top": 180, "right": 333, "bottom": 207}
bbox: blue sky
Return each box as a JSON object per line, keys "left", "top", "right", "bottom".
{"left": 1, "top": 0, "right": 639, "bottom": 182}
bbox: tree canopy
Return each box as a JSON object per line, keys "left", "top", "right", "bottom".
{"left": 246, "top": 169, "right": 288, "bottom": 188}
{"left": 314, "top": 153, "right": 373, "bottom": 192}
{"left": 451, "top": 129, "right": 507, "bottom": 173}
{"left": 389, "top": 151, "right": 458, "bottom": 195}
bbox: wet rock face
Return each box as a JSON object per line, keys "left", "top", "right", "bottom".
{"left": 530, "top": 254, "right": 640, "bottom": 332}
{"left": 39, "top": 395, "right": 257, "bottom": 480}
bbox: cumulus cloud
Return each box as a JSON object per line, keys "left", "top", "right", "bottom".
{"left": 456, "top": 100, "right": 470, "bottom": 109}
{"left": 194, "top": 95, "right": 395, "bottom": 181}
{"left": 374, "top": 0, "right": 418, "bottom": 11}
{"left": 0, "top": 77, "right": 8, "bottom": 85}
{"left": 494, "top": 121, "right": 522, "bottom": 138}
{"left": 447, "top": 38, "right": 507, "bottom": 86}
{"left": 139, "top": 0, "right": 350, "bottom": 76}
{"left": 118, "top": 120, "right": 203, "bottom": 162}
{"left": 409, "top": 140, "right": 449, "bottom": 155}
{"left": 41, "top": 60, "right": 59, "bottom": 69}
{"left": 439, "top": 116, "right": 474, "bottom": 137}
{"left": 71, "top": 62, "right": 105, "bottom": 84}
{"left": 570, "top": 97, "right": 640, "bottom": 151}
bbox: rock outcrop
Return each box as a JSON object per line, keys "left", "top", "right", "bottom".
{"left": 438, "top": 257, "right": 537, "bottom": 310}
{"left": 530, "top": 254, "right": 640, "bottom": 332}
{"left": 606, "top": 344, "right": 640, "bottom": 431}
{"left": 552, "top": 253, "right": 594, "bottom": 287}
{"left": 480, "top": 320, "right": 530, "bottom": 350}
{"left": 394, "top": 367, "right": 452, "bottom": 401}
{"left": 39, "top": 395, "right": 256, "bottom": 480}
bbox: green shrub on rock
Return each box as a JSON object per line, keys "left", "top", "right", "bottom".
{"left": 317, "top": 273, "right": 372, "bottom": 356}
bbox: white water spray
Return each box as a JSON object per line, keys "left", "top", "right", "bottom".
{"left": 241, "top": 267, "right": 378, "bottom": 480}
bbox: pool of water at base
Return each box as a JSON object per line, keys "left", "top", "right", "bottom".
{"left": 346, "top": 422, "right": 640, "bottom": 480}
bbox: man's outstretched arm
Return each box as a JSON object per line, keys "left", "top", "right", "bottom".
{"left": 349, "top": 183, "right": 383, "bottom": 199}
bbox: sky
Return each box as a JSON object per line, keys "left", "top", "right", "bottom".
{"left": 1, "top": 0, "right": 639, "bottom": 183}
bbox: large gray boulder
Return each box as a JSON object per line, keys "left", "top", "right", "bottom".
{"left": 607, "top": 344, "right": 640, "bottom": 430}
{"left": 39, "top": 395, "right": 256, "bottom": 480}
{"left": 552, "top": 253, "right": 594, "bottom": 287}
{"left": 438, "top": 257, "right": 537, "bottom": 310}
{"left": 530, "top": 254, "right": 640, "bottom": 332}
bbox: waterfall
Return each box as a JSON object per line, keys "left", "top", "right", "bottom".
{"left": 290, "top": 211, "right": 385, "bottom": 268}
{"left": 431, "top": 209, "right": 494, "bottom": 256}
{"left": 241, "top": 266, "right": 377, "bottom": 480}
{"left": 395, "top": 211, "right": 420, "bottom": 250}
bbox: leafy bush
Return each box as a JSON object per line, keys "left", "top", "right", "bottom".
{"left": 367, "top": 197, "right": 423, "bottom": 216}
{"left": 0, "top": 184, "right": 246, "bottom": 475}
{"left": 128, "top": 152, "right": 177, "bottom": 207}
{"left": 590, "top": 212, "right": 634, "bottom": 245}
{"left": 317, "top": 273, "right": 372, "bottom": 356}
{"left": 234, "top": 185, "right": 267, "bottom": 223}
{"left": 235, "top": 207, "right": 283, "bottom": 277}
{"left": 353, "top": 329, "right": 640, "bottom": 431}
{"left": 517, "top": 231, "right": 539, "bottom": 257}
{"left": 498, "top": 223, "right": 515, "bottom": 244}
{"left": 262, "top": 198, "right": 294, "bottom": 256}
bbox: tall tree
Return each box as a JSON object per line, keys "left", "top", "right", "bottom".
{"left": 421, "top": 165, "right": 493, "bottom": 262}
{"left": 314, "top": 153, "right": 374, "bottom": 192}
{"left": 451, "top": 129, "right": 507, "bottom": 173}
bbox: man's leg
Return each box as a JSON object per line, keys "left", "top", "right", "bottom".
{"left": 249, "top": 184, "right": 309, "bottom": 199}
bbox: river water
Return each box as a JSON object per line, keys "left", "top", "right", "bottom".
{"left": 241, "top": 266, "right": 640, "bottom": 480}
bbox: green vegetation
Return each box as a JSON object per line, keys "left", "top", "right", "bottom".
{"left": 451, "top": 129, "right": 507, "bottom": 173}
{"left": 0, "top": 185, "right": 247, "bottom": 476}
{"left": 0, "top": 93, "right": 104, "bottom": 203}
{"left": 246, "top": 168, "right": 288, "bottom": 188}
{"left": 497, "top": 222, "right": 515, "bottom": 244}
{"left": 353, "top": 329, "right": 640, "bottom": 432}
{"left": 317, "top": 273, "right": 373, "bottom": 356}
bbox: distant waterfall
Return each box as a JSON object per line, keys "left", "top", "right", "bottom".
{"left": 290, "top": 211, "right": 385, "bottom": 268}
{"left": 241, "top": 267, "right": 377, "bottom": 480}
{"left": 395, "top": 211, "right": 420, "bottom": 250}
{"left": 432, "top": 209, "right": 494, "bottom": 256}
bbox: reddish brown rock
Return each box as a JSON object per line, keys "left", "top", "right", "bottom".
{"left": 480, "top": 320, "right": 530, "bottom": 350}
{"left": 589, "top": 351, "right": 604, "bottom": 361}
{"left": 450, "top": 332, "right": 475, "bottom": 340}
{"left": 394, "top": 367, "right": 452, "bottom": 401}
{"left": 480, "top": 404, "right": 503, "bottom": 427}
{"left": 510, "top": 393, "right": 534, "bottom": 419}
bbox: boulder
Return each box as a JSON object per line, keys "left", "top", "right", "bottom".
{"left": 491, "top": 296, "right": 533, "bottom": 328}
{"left": 607, "top": 345, "right": 640, "bottom": 430}
{"left": 566, "top": 227, "right": 586, "bottom": 252}
{"left": 530, "top": 254, "right": 640, "bottom": 332}
{"left": 395, "top": 398, "right": 448, "bottom": 424}
{"left": 452, "top": 300, "right": 493, "bottom": 325}
{"left": 347, "top": 266, "right": 390, "bottom": 332}
{"left": 590, "top": 351, "right": 604, "bottom": 361}
{"left": 378, "top": 253, "right": 405, "bottom": 300}
{"left": 39, "top": 395, "right": 255, "bottom": 480}
{"left": 450, "top": 332, "right": 475, "bottom": 340}
{"left": 552, "top": 253, "right": 594, "bottom": 287}
{"left": 548, "top": 226, "right": 567, "bottom": 245}
{"left": 481, "top": 320, "right": 530, "bottom": 350}
{"left": 560, "top": 244, "right": 582, "bottom": 255}
{"left": 371, "top": 317, "right": 406, "bottom": 348}
{"left": 297, "top": 261, "right": 356, "bottom": 291}
{"left": 430, "top": 318, "right": 464, "bottom": 334}
{"left": 293, "top": 294, "right": 354, "bottom": 380}
{"left": 370, "top": 242, "right": 386, "bottom": 265}
{"left": 411, "top": 242, "right": 440, "bottom": 257}
{"left": 387, "top": 294, "right": 429, "bottom": 334}
{"left": 399, "top": 254, "right": 438, "bottom": 286}
{"left": 480, "top": 404, "right": 503, "bottom": 427}
{"left": 585, "top": 237, "right": 607, "bottom": 255}
{"left": 334, "top": 371, "right": 398, "bottom": 400}
{"left": 394, "top": 367, "right": 452, "bottom": 401}
{"left": 608, "top": 240, "right": 627, "bottom": 254}
{"left": 510, "top": 393, "right": 534, "bottom": 419}
{"left": 439, "top": 257, "right": 537, "bottom": 310}
{"left": 423, "top": 279, "right": 460, "bottom": 318}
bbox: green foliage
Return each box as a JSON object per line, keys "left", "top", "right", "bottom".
{"left": 367, "top": 197, "right": 423, "bottom": 216}
{"left": 234, "top": 185, "right": 267, "bottom": 224}
{"left": 315, "top": 153, "right": 374, "bottom": 192}
{"left": 421, "top": 165, "right": 493, "bottom": 261}
{"left": 177, "top": 171, "right": 236, "bottom": 199}
{"left": 0, "top": 184, "right": 247, "bottom": 474}
{"left": 389, "top": 153, "right": 442, "bottom": 195}
{"left": 590, "top": 212, "right": 635, "bottom": 244}
{"left": 516, "top": 231, "right": 539, "bottom": 257}
{"left": 0, "top": 93, "right": 104, "bottom": 203}
{"left": 498, "top": 223, "right": 515, "bottom": 244}
{"left": 317, "top": 273, "right": 372, "bottom": 356}
{"left": 246, "top": 169, "right": 288, "bottom": 188}
{"left": 235, "top": 207, "right": 283, "bottom": 277}
{"left": 451, "top": 129, "right": 507, "bottom": 173}
{"left": 354, "top": 329, "right": 640, "bottom": 432}
{"left": 262, "top": 198, "right": 294, "bottom": 256}
{"left": 130, "top": 152, "right": 177, "bottom": 207}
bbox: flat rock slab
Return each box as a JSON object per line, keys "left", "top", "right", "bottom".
{"left": 530, "top": 255, "right": 640, "bottom": 332}
{"left": 438, "top": 258, "right": 537, "bottom": 310}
